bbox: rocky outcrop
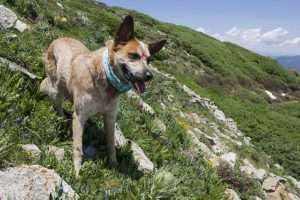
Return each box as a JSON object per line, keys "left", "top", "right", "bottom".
{"left": 0, "top": 57, "right": 39, "bottom": 79}
{"left": 47, "top": 145, "right": 65, "bottom": 161}
{"left": 240, "top": 159, "right": 267, "bottom": 181}
{"left": 115, "top": 125, "right": 154, "bottom": 172}
{"left": 127, "top": 90, "right": 155, "bottom": 115}
{"left": 21, "top": 144, "right": 41, "bottom": 157}
{"left": 0, "top": 165, "right": 79, "bottom": 200}
{"left": 225, "top": 189, "right": 241, "bottom": 200}
{"left": 0, "top": 5, "right": 28, "bottom": 32}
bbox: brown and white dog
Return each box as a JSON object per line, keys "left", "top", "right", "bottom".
{"left": 40, "top": 15, "right": 166, "bottom": 176}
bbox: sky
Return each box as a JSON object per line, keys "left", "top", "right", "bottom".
{"left": 99, "top": 0, "right": 300, "bottom": 56}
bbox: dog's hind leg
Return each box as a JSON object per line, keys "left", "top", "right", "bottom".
{"left": 72, "top": 111, "right": 87, "bottom": 177}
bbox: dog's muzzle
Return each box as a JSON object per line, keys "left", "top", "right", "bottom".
{"left": 121, "top": 64, "right": 153, "bottom": 94}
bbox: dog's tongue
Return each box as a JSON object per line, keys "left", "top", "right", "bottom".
{"left": 134, "top": 81, "right": 145, "bottom": 94}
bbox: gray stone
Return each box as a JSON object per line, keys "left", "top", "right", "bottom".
{"left": 21, "top": 144, "right": 41, "bottom": 157}
{"left": 225, "top": 189, "right": 241, "bottom": 200}
{"left": 0, "top": 5, "right": 17, "bottom": 29}
{"left": 286, "top": 176, "right": 300, "bottom": 190}
{"left": 0, "top": 165, "right": 79, "bottom": 200}
{"left": 151, "top": 118, "right": 167, "bottom": 135}
{"left": 131, "top": 141, "right": 154, "bottom": 172}
{"left": 14, "top": 19, "right": 27, "bottom": 32}
{"left": 0, "top": 57, "right": 39, "bottom": 79}
{"left": 127, "top": 90, "right": 155, "bottom": 115}
{"left": 48, "top": 145, "right": 65, "bottom": 161}
{"left": 220, "top": 152, "right": 237, "bottom": 168}
{"left": 262, "top": 176, "right": 286, "bottom": 192}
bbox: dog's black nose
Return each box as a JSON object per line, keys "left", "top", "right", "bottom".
{"left": 145, "top": 70, "right": 153, "bottom": 81}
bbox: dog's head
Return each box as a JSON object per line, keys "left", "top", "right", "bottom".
{"left": 108, "top": 15, "right": 166, "bottom": 94}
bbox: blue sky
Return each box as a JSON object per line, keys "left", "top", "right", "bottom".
{"left": 100, "top": 0, "right": 300, "bottom": 56}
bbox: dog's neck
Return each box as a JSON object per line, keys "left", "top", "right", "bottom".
{"left": 97, "top": 45, "right": 131, "bottom": 97}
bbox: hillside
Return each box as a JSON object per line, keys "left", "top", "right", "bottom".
{"left": 276, "top": 56, "right": 300, "bottom": 73}
{"left": 0, "top": 0, "right": 300, "bottom": 199}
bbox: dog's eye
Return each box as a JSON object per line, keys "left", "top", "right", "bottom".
{"left": 128, "top": 53, "right": 141, "bottom": 60}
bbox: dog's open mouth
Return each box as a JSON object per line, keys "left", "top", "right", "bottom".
{"left": 121, "top": 64, "right": 146, "bottom": 94}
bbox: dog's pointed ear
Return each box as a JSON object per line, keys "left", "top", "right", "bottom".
{"left": 115, "top": 15, "right": 134, "bottom": 44}
{"left": 148, "top": 40, "right": 167, "bottom": 56}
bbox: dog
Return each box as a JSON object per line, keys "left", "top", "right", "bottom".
{"left": 40, "top": 15, "right": 166, "bottom": 176}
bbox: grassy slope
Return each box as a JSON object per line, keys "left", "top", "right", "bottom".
{"left": 0, "top": 0, "right": 225, "bottom": 199}
{"left": 0, "top": 0, "right": 299, "bottom": 198}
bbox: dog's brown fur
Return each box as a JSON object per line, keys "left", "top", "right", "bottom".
{"left": 40, "top": 16, "right": 166, "bottom": 176}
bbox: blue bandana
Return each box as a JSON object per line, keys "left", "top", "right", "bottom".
{"left": 102, "top": 48, "right": 132, "bottom": 93}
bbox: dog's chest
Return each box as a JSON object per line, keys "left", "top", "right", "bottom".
{"left": 76, "top": 89, "right": 119, "bottom": 117}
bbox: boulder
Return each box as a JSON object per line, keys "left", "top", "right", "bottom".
{"left": 131, "top": 141, "right": 154, "bottom": 172}
{"left": 220, "top": 152, "right": 237, "bottom": 168}
{"left": 286, "top": 176, "right": 300, "bottom": 190}
{"left": 14, "top": 20, "right": 27, "bottom": 32}
{"left": 225, "top": 189, "right": 241, "bottom": 200}
{"left": 0, "top": 5, "right": 17, "bottom": 29}
{"left": 240, "top": 159, "right": 267, "bottom": 181}
{"left": 0, "top": 5, "right": 27, "bottom": 32}
{"left": 48, "top": 145, "right": 65, "bottom": 161}
{"left": 127, "top": 90, "right": 155, "bottom": 115}
{"left": 263, "top": 176, "right": 286, "bottom": 192}
{"left": 0, "top": 165, "right": 79, "bottom": 200}
{"left": 0, "top": 57, "right": 39, "bottom": 79}
{"left": 151, "top": 118, "right": 167, "bottom": 135}
{"left": 115, "top": 125, "right": 154, "bottom": 172}
{"left": 21, "top": 144, "right": 41, "bottom": 157}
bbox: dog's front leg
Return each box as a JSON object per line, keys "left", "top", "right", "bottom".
{"left": 104, "top": 111, "right": 118, "bottom": 167}
{"left": 72, "top": 112, "right": 86, "bottom": 177}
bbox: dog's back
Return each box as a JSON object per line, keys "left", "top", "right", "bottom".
{"left": 40, "top": 37, "right": 89, "bottom": 99}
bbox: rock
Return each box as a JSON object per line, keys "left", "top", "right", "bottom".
{"left": 21, "top": 144, "right": 41, "bottom": 157}
{"left": 14, "top": 20, "right": 27, "bottom": 32}
{"left": 0, "top": 5, "right": 27, "bottom": 32}
{"left": 263, "top": 176, "right": 286, "bottom": 192}
{"left": 0, "top": 165, "right": 79, "bottom": 200}
{"left": 151, "top": 118, "right": 167, "bottom": 135}
{"left": 220, "top": 152, "right": 237, "bottom": 168}
{"left": 243, "top": 136, "right": 252, "bottom": 145}
{"left": 274, "top": 163, "right": 283, "bottom": 170}
{"left": 0, "top": 5, "right": 17, "bottom": 29}
{"left": 56, "top": 2, "right": 64, "bottom": 9}
{"left": 288, "top": 193, "right": 300, "bottom": 200}
{"left": 186, "top": 129, "right": 216, "bottom": 159}
{"left": 154, "top": 170, "right": 176, "bottom": 187}
{"left": 127, "top": 90, "right": 155, "bottom": 115}
{"left": 114, "top": 124, "right": 154, "bottom": 172}
{"left": 240, "top": 159, "right": 267, "bottom": 181}
{"left": 225, "top": 189, "right": 241, "bottom": 200}
{"left": 130, "top": 141, "right": 154, "bottom": 172}
{"left": 0, "top": 57, "right": 39, "bottom": 79}
{"left": 286, "top": 176, "right": 300, "bottom": 190}
{"left": 48, "top": 145, "right": 65, "bottom": 161}
{"left": 266, "top": 183, "right": 290, "bottom": 200}
{"left": 265, "top": 90, "right": 277, "bottom": 100}
{"left": 115, "top": 125, "right": 127, "bottom": 147}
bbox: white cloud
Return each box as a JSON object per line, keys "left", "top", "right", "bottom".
{"left": 280, "top": 37, "right": 300, "bottom": 46}
{"left": 196, "top": 26, "right": 206, "bottom": 33}
{"left": 197, "top": 25, "right": 300, "bottom": 55}
{"left": 260, "top": 27, "right": 289, "bottom": 45}
{"left": 226, "top": 26, "right": 240, "bottom": 37}
{"left": 240, "top": 28, "right": 261, "bottom": 42}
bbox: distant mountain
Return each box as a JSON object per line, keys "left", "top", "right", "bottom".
{"left": 276, "top": 55, "right": 300, "bottom": 72}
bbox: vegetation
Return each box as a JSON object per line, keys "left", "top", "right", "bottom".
{"left": 0, "top": 0, "right": 300, "bottom": 199}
